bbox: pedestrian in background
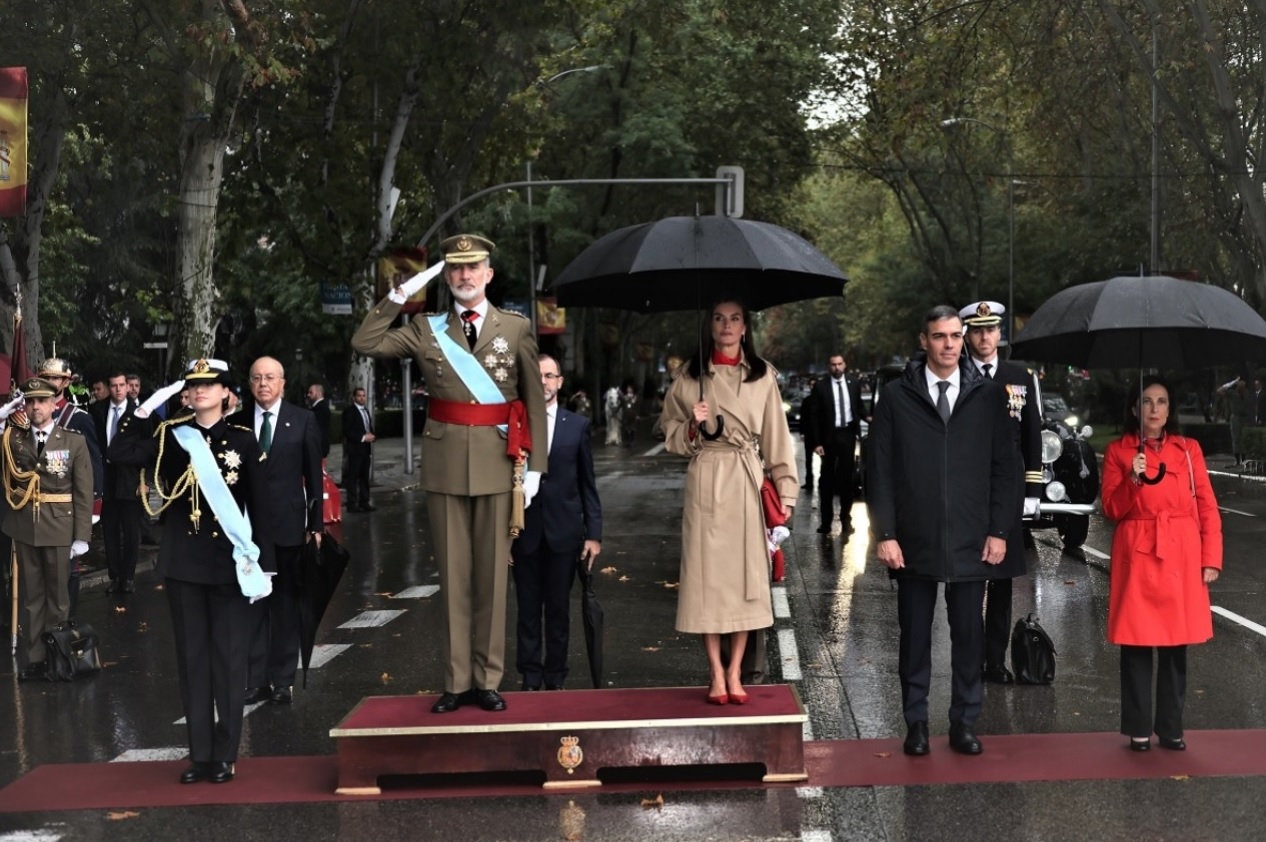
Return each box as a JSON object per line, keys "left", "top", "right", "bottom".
{"left": 800, "top": 376, "right": 818, "bottom": 490}
{"left": 1101, "top": 375, "right": 1222, "bottom": 752}
{"left": 92, "top": 372, "right": 142, "bottom": 594}
{"left": 806, "top": 354, "right": 865, "bottom": 534}
{"left": 341, "top": 387, "right": 375, "bottom": 512}
{"left": 660, "top": 297, "right": 797, "bottom": 706}
{"left": 307, "top": 382, "right": 332, "bottom": 459}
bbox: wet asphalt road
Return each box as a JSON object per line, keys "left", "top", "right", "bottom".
{"left": 2, "top": 435, "right": 1266, "bottom": 840}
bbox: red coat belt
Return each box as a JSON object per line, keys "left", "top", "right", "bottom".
{"left": 427, "top": 398, "right": 511, "bottom": 426}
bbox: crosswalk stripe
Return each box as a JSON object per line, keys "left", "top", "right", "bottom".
{"left": 777, "top": 628, "right": 802, "bottom": 681}
{"left": 1212, "top": 605, "right": 1266, "bottom": 638}
{"left": 393, "top": 585, "right": 440, "bottom": 599}
{"left": 307, "top": 643, "right": 353, "bottom": 669}
{"left": 112, "top": 747, "right": 188, "bottom": 762}
{"left": 338, "top": 610, "right": 406, "bottom": 629}
{"left": 772, "top": 586, "right": 791, "bottom": 619}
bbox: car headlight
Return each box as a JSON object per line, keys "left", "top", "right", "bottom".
{"left": 1045, "top": 481, "right": 1068, "bottom": 502}
{"left": 1041, "top": 430, "right": 1064, "bottom": 464}
{"left": 1065, "top": 414, "right": 1079, "bottom": 427}
{"left": 783, "top": 401, "right": 792, "bottom": 414}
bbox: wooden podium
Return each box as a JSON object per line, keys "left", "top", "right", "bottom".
{"left": 330, "top": 684, "right": 808, "bottom": 794}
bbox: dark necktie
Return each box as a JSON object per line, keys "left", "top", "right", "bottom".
{"left": 835, "top": 379, "right": 845, "bottom": 427}
{"left": 936, "top": 380, "right": 951, "bottom": 424}
{"left": 982, "top": 363, "right": 993, "bottom": 379}
{"left": 461, "top": 309, "right": 478, "bottom": 350}
{"left": 259, "top": 410, "right": 273, "bottom": 454}
{"left": 35, "top": 430, "right": 46, "bottom": 456}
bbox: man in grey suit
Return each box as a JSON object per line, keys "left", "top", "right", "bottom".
{"left": 243, "top": 356, "right": 324, "bottom": 706}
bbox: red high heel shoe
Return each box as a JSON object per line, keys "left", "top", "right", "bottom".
{"left": 706, "top": 692, "right": 729, "bottom": 705}
{"left": 728, "top": 691, "right": 749, "bottom": 705}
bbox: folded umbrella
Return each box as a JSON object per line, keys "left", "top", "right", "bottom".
{"left": 575, "top": 557, "right": 604, "bottom": 689}
{"left": 297, "top": 532, "right": 351, "bottom": 689}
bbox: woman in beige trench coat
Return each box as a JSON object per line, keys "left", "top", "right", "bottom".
{"left": 661, "top": 299, "right": 799, "bottom": 705}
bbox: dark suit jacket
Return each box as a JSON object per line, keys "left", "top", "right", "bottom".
{"left": 93, "top": 398, "right": 143, "bottom": 501}
{"left": 342, "top": 402, "right": 373, "bottom": 454}
{"left": 807, "top": 374, "right": 865, "bottom": 442}
{"left": 512, "top": 407, "right": 602, "bottom": 557}
{"left": 310, "top": 398, "right": 332, "bottom": 458}
{"left": 243, "top": 399, "right": 323, "bottom": 549}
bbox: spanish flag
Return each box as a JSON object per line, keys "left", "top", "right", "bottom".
{"left": 377, "top": 246, "right": 429, "bottom": 314}
{"left": 0, "top": 68, "right": 27, "bottom": 218}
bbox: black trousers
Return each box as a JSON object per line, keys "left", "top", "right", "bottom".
{"left": 897, "top": 578, "right": 985, "bottom": 727}
{"left": 983, "top": 578, "right": 1013, "bottom": 668}
{"left": 818, "top": 427, "right": 856, "bottom": 525}
{"left": 1120, "top": 644, "right": 1187, "bottom": 739}
{"left": 512, "top": 546, "right": 577, "bottom": 687}
{"left": 102, "top": 498, "right": 142, "bottom": 583}
{"left": 167, "top": 578, "right": 251, "bottom": 764}
{"left": 801, "top": 438, "right": 816, "bottom": 486}
{"left": 247, "top": 544, "right": 302, "bottom": 689}
{"left": 345, "top": 443, "right": 371, "bottom": 508}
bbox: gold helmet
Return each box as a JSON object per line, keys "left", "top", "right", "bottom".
{"left": 37, "top": 357, "right": 73, "bottom": 379}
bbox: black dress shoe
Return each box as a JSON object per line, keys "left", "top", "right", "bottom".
{"left": 18, "top": 663, "right": 47, "bottom": 682}
{"left": 105, "top": 580, "right": 119, "bottom": 594}
{"left": 180, "top": 762, "right": 211, "bottom": 784}
{"left": 1158, "top": 736, "right": 1186, "bottom": 751}
{"left": 545, "top": 683, "right": 565, "bottom": 691}
{"left": 903, "top": 721, "right": 930, "bottom": 756}
{"left": 208, "top": 761, "right": 235, "bottom": 783}
{"left": 949, "top": 725, "right": 983, "bottom": 755}
{"left": 122, "top": 580, "right": 136, "bottom": 594}
{"left": 982, "top": 664, "right": 1015, "bottom": 685}
{"left": 521, "top": 683, "right": 542, "bottom": 691}
{"left": 269, "top": 686, "right": 293, "bottom": 705}
{"left": 431, "top": 691, "right": 465, "bottom": 713}
{"left": 816, "top": 524, "right": 832, "bottom": 534}
{"left": 243, "top": 686, "right": 272, "bottom": 705}
{"left": 475, "top": 689, "right": 507, "bottom": 711}
{"left": 1129, "top": 738, "right": 1151, "bottom": 752}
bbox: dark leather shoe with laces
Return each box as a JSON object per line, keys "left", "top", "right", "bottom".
{"left": 208, "top": 761, "right": 235, "bottom": 783}
{"left": 243, "top": 686, "right": 271, "bottom": 705}
{"left": 1158, "top": 736, "right": 1186, "bottom": 751}
{"left": 431, "top": 691, "right": 465, "bottom": 713}
{"left": 545, "top": 683, "right": 565, "bottom": 691}
{"left": 816, "top": 524, "right": 832, "bottom": 534}
{"left": 122, "top": 580, "right": 136, "bottom": 594}
{"left": 982, "top": 664, "right": 1015, "bottom": 685}
{"left": 903, "top": 721, "right": 929, "bottom": 756}
{"left": 949, "top": 724, "right": 983, "bottom": 755}
{"left": 475, "top": 689, "right": 507, "bottom": 711}
{"left": 180, "top": 762, "right": 211, "bottom": 784}
{"left": 269, "top": 686, "right": 293, "bottom": 705}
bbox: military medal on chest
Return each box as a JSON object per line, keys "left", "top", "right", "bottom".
{"left": 1006, "top": 383, "right": 1027, "bottom": 420}
{"left": 483, "top": 335, "right": 515, "bottom": 383}
{"left": 43, "top": 449, "right": 70, "bottom": 478}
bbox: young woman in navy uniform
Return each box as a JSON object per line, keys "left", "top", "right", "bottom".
{"left": 107, "top": 359, "right": 271, "bottom": 784}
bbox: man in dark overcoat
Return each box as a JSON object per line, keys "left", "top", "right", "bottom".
{"left": 867, "top": 305, "right": 1016, "bottom": 757}
{"left": 960, "top": 301, "right": 1043, "bottom": 684}
{"left": 807, "top": 354, "right": 865, "bottom": 534}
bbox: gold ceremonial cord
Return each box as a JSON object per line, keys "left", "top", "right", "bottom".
{"left": 139, "top": 419, "right": 202, "bottom": 528}
{"left": 1, "top": 427, "right": 40, "bottom": 513}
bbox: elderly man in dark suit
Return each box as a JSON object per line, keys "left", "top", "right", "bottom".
{"left": 807, "top": 354, "right": 866, "bottom": 534}
{"left": 511, "top": 354, "right": 602, "bottom": 691}
{"left": 243, "top": 356, "right": 324, "bottom": 706}
{"left": 93, "top": 371, "right": 142, "bottom": 594}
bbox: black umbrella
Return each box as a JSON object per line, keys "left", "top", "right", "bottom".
{"left": 296, "top": 532, "right": 351, "bottom": 689}
{"left": 553, "top": 215, "right": 847, "bottom": 313}
{"left": 575, "top": 556, "right": 604, "bottom": 689}
{"left": 1012, "top": 274, "right": 1266, "bottom": 482}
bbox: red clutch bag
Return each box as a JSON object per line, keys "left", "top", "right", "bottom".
{"left": 760, "top": 477, "right": 787, "bottom": 528}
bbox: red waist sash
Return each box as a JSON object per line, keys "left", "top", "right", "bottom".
{"left": 427, "top": 397, "right": 511, "bottom": 426}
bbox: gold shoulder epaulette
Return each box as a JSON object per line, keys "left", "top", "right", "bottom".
{"left": 229, "top": 423, "right": 253, "bottom": 433}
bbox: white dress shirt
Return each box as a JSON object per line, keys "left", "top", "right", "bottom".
{"left": 924, "top": 366, "right": 961, "bottom": 412}
{"left": 832, "top": 377, "right": 853, "bottom": 427}
{"left": 453, "top": 299, "right": 490, "bottom": 341}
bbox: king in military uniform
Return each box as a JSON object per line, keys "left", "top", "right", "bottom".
{"left": 3, "top": 377, "right": 95, "bottom": 681}
{"left": 352, "top": 233, "right": 548, "bottom": 713}
{"left": 960, "top": 301, "right": 1044, "bottom": 684}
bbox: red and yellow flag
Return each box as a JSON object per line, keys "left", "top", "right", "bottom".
{"left": 536, "top": 297, "right": 566, "bottom": 335}
{"left": 377, "top": 246, "right": 429, "bottom": 314}
{"left": 0, "top": 68, "right": 28, "bottom": 218}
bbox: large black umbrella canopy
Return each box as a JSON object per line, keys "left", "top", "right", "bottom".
{"left": 296, "top": 532, "right": 352, "bottom": 689}
{"left": 575, "top": 558, "right": 604, "bottom": 689}
{"left": 554, "top": 215, "right": 847, "bottom": 312}
{"left": 1011, "top": 275, "right": 1266, "bottom": 369}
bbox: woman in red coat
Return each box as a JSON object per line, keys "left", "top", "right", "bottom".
{"left": 1101, "top": 375, "right": 1222, "bottom": 752}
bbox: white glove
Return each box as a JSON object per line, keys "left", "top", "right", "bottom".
{"left": 767, "top": 525, "right": 792, "bottom": 554}
{"left": 387, "top": 260, "right": 446, "bottom": 304}
{"left": 522, "top": 470, "right": 542, "bottom": 508}
{"left": 136, "top": 380, "right": 185, "bottom": 418}
{"left": 1023, "top": 497, "right": 1040, "bottom": 518}
{"left": 0, "top": 391, "right": 23, "bottom": 421}
{"left": 69, "top": 540, "right": 89, "bottom": 559}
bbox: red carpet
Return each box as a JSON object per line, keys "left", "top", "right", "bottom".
{"left": 4, "top": 730, "right": 1266, "bottom": 813}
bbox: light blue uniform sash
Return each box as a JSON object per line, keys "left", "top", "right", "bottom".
{"left": 170, "top": 425, "right": 271, "bottom": 602}
{"left": 428, "top": 314, "right": 508, "bottom": 408}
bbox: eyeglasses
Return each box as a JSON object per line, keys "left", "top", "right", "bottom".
{"left": 542, "top": 374, "right": 561, "bottom": 380}
{"left": 249, "top": 374, "right": 281, "bottom": 384}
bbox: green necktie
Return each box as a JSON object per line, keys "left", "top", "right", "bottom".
{"left": 260, "top": 410, "right": 273, "bottom": 453}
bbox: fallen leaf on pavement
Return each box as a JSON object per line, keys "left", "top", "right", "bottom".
{"left": 601, "top": 566, "right": 618, "bottom": 575}
{"left": 619, "top": 575, "right": 630, "bottom": 582}
{"left": 106, "top": 810, "right": 141, "bottom": 820}
{"left": 641, "top": 646, "right": 661, "bottom": 652}
{"left": 640, "top": 793, "right": 665, "bottom": 810}
{"left": 114, "top": 606, "right": 127, "bottom": 613}
{"left": 381, "top": 672, "right": 392, "bottom": 684}
{"left": 661, "top": 581, "right": 680, "bottom": 589}
{"left": 873, "top": 751, "right": 892, "bottom": 758}
{"left": 1064, "top": 580, "right": 1077, "bottom": 585}
{"left": 1170, "top": 774, "right": 1190, "bottom": 781}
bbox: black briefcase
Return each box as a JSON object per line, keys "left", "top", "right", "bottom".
{"left": 43, "top": 621, "right": 102, "bottom": 681}
{"left": 1010, "top": 613, "right": 1056, "bottom": 685}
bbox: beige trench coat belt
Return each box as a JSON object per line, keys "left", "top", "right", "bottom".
{"left": 699, "top": 437, "right": 767, "bottom": 601}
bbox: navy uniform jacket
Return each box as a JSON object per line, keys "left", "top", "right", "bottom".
{"left": 107, "top": 413, "right": 272, "bottom": 584}
{"left": 978, "top": 358, "right": 1042, "bottom": 578}
{"left": 512, "top": 407, "right": 602, "bottom": 557}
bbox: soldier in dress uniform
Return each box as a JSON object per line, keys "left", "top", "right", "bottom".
{"left": 2, "top": 377, "right": 95, "bottom": 680}
{"left": 351, "top": 233, "right": 548, "bottom": 714}
{"left": 959, "top": 301, "right": 1044, "bottom": 684}
{"left": 107, "top": 359, "right": 271, "bottom": 784}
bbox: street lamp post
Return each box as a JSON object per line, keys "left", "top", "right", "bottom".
{"left": 941, "top": 117, "right": 1015, "bottom": 347}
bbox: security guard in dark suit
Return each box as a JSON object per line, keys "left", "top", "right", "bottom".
{"left": 806, "top": 354, "right": 866, "bottom": 533}
{"left": 108, "top": 359, "right": 271, "bottom": 784}
{"left": 352, "top": 233, "right": 548, "bottom": 714}
{"left": 960, "top": 301, "right": 1043, "bottom": 684}
{"left": 2, "top": 377, "right": 95, "bottom": 680}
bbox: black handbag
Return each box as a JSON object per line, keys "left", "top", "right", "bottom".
{"left": 1010, "top": 613, "right": 1056, "bottom": 685}
{"left": 43, "top": 621, "right": 102, "bottom": 681}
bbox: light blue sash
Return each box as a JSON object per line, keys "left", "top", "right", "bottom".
{"left": 170, "top": 425, "right": 271, "bottom": 602}
{"left": 428, "top": 314, "right": 507, "bottom": 407}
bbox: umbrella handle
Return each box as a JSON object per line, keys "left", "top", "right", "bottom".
{"left": 1140, "top": 463, "right": 1167, "bottom": 485}
{"left": 699, "top": 414, "right": 726, "bottom": 441}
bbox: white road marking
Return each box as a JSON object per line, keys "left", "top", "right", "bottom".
{"left": 0, "top": 832, "right": 63, "bottom": 841}
{"left": 801, "top": 831, "right": 834, "bottom": 842}
{"left": 339, "top": 610, "right": 406, "bottom": 629}
{"left": 802, "top": 718, "right": 815, "bottom": 742}
{"left": 1218, "top": 506, "right": 1255, "bottom": 517}
{"left": 1212, "top": 605, "right": 1266, "bottom": 638}
{"left": 112, "top": 747, "right": 188, "bottom": 762}
{"left": 777, "top": 628, "right": 802, "bottom": 681}
{"left": 772, "top": 586, "right": 791, "bottom": 619}
{"left": 797, "top": 786, "right": 825, "bottom": 799}
{"left": 642, "top": 443, "right": 665, "bottom": 457}
{"left": 307, "top": 643, "right": 353, "bottom": 669}
{"left": 1081, "top": 545, "right": 1110, "bottom": 560}
{"left": 393, "top": 585, "right": 440, "bottom": 599}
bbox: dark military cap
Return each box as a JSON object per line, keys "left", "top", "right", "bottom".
{"left": 439, "top": 234, "right": 495, "bottom": 265}
{"left": 21, "top": 377, "right": 57, "bottom": 399}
